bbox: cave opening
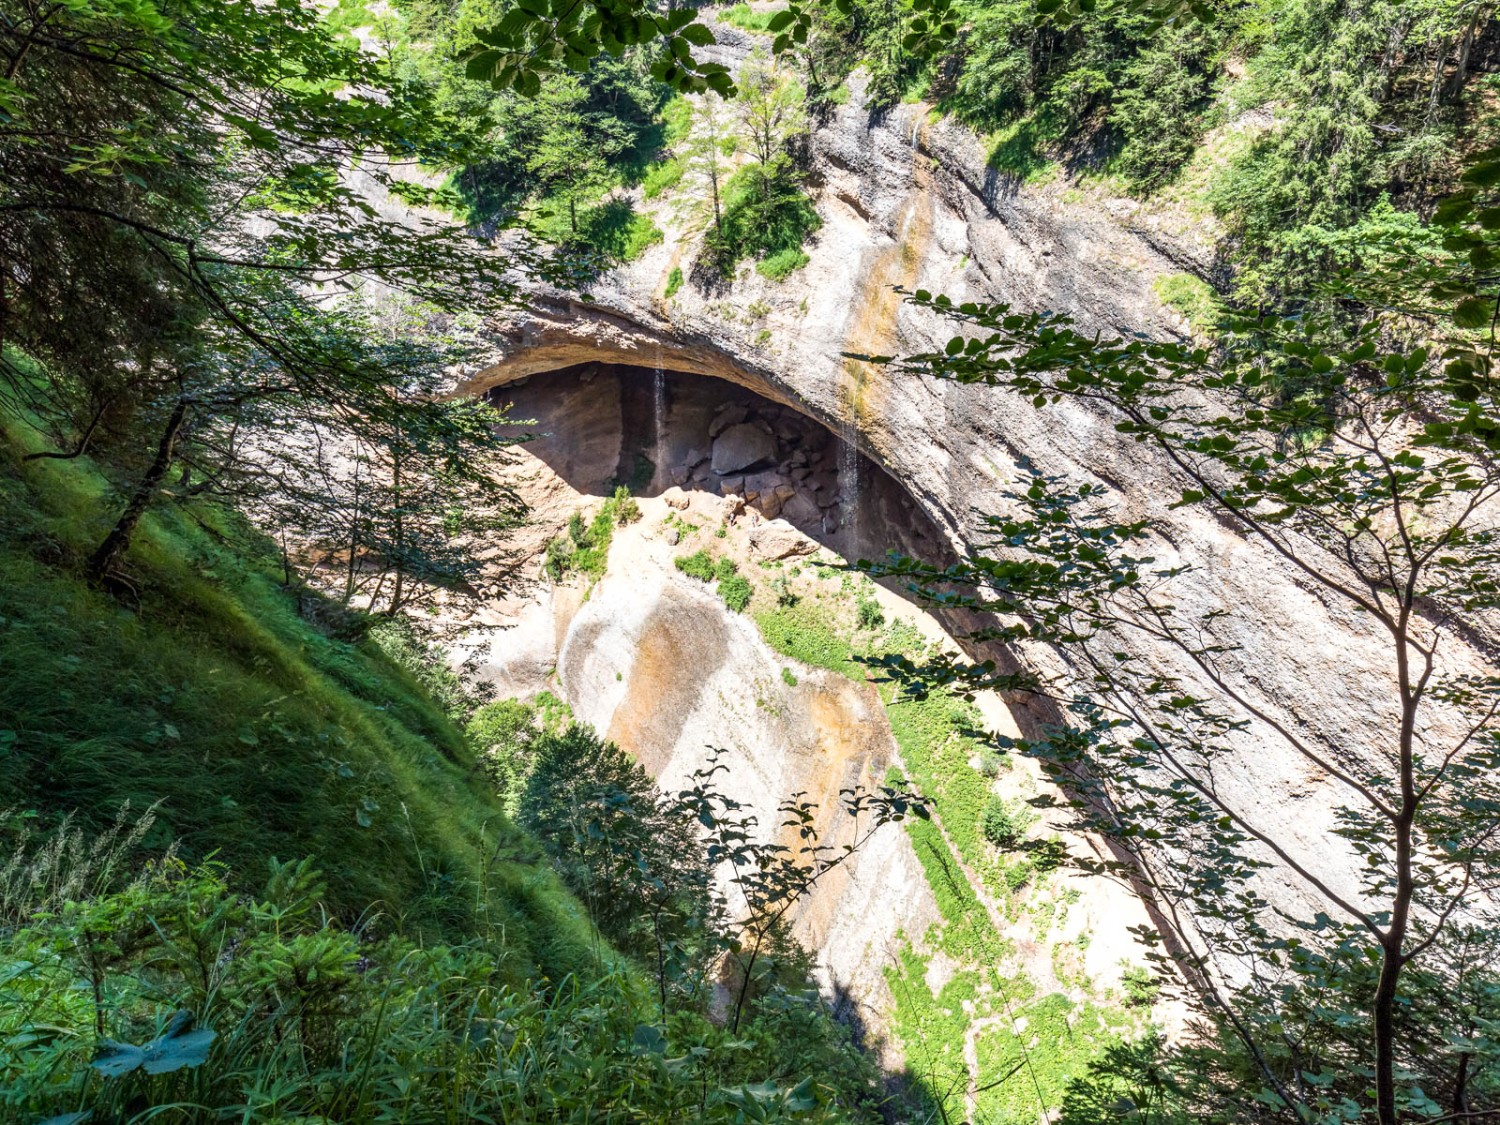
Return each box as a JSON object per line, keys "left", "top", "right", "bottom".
{"left": 485, "top": 360, "right": 949, "bottom": 566}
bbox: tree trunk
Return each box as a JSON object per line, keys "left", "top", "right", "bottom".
{"left": 1373, "top": 635, "right": 1421, "bottom": 1125}
{"left": 388, "top": 441, "right": 405, "bottom": 612}
{"left": 87, "top": 395, "right": 189, "bottom": 581}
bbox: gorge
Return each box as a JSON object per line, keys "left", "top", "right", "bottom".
{"left": 5, "top": 0, "right": 1500, "bottom": 1120}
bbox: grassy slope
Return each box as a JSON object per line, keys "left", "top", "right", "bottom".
{"left": 0, "top": 420, "right": 597, "bottom": 981}
{"left": 751, "top": 569, "right": 1139, "bottom": 1123}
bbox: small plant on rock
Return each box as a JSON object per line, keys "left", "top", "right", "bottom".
{"left": 719, "top": 574, "right": 753, "bottom": 612}
{"left": 980, "top": 795, "right": 1034, "bottom": 850}
{"left": 674, "top": 549, "right": 715, "bottom": 581}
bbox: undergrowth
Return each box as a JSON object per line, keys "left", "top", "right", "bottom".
{"left": 0, "top": 420, "right": 594, "bottom": 961}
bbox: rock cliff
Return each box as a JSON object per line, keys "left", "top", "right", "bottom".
{"left": 448, "top": 52, "right": 1402, "bottom": 928}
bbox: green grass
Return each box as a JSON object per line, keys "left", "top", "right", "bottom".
{"left": 0, "top": 420, "right": 597, "bottom": 971}
{"left": 1153, "top": 271, "right": 1224, "bottom": 338}
{"left": 720, "top": 2, "right": 782, "bottom": 32}
{"left": 754, "top": 597, "right": 864, "bottom": 679}
{"left": 642, "top": 158, "right": 684, "bottom": 200}
{"left": 984, "top": 114, "right": 1061, "bottom": 184}
{"left": 972, "top": 993, "right": 1128, "bottom": 1124}
{"left": 536, "top": 196, "right": 663, "bottom": 263}
{"left": 756, "top": 247, "right": 809, "bottom": 280}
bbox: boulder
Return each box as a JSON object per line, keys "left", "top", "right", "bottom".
{"left": 781, "top": 493, "right": 821, "bottom": 527}
{"left": 664, "top": 488, "right": 691, "bottom": 510}
{"left": 712, "top": 423, "right": 778, "bottom": 474}
{"left": 748, "top": 519, "right": 818, "bottom": 560}
{"left": 709, "top": 404, "right": 749, "bottom": 437}
{"left": 743, "top": 470, "right": 786, "bottom": 499}
{"left": 719, "top": 476, "right": 745, "bottom": 496}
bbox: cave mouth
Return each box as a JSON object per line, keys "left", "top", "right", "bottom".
{"left": 486, "top": 361, "right": 948, "bottom": 565}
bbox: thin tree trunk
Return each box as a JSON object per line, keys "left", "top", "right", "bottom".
{"left": 1373, "top": 629, "right": 1420, "bottom": 1125}
{"left": 87, "top": 395, "right": 189, "bottom": 581}
{"left": 389, "top": 442, "right": 405, "bottom": 612}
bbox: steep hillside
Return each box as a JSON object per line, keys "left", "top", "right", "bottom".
{"left": 0, "top": 416, "right": 597, "bottom": 967}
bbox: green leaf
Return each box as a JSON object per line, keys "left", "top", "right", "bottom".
{"left": 1453, "top": 296, "right": 1493, "bottom": 330}
{"left": 94, "top": 1012, "right": 215, "bottom": 1078}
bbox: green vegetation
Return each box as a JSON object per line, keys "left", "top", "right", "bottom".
{"left": 0, "top": 424, "right": 595, "bottom": 960}
{"left": 642, "top": 157, "right": 685, "bottom": 199}
{"left": 674, "top": 547, "right": 717, "bottom": 581}
{"left": 677, "top": 551, "right": 752, "bottom": 610}
{"left": 758, "top": 247, "right": 811, "bottom": 280}
{"left": 701, "top": 56, "right": 821, "bottom": 277}
{"left": 720, "top": 573, "right": 754, "bottom": 612}
{"left": 1153, "top": 272, "right": 1223, "bottom": 339}
{"left": 981, "top": 795, "right": 1034, "bottom": 850}
{"left": 544, "top": 489, "right": 641, "bottom": 583}
{"left": 723, "top": 3, "right": 784, "bottom": 34}
{"left": 665, "top": 265, "right": 685, "bottom": 297}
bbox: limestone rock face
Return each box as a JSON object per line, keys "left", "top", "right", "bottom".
{"left": 437, "top": 41, "right": 1497, "bottom": 936}
{"left": 711, "top": 422, "right": 777, "bottom": 474}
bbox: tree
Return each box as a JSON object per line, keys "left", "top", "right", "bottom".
{"left": 861, "top": 287, "right": 1500, "bottom": 1121}
{"left": 680, "top": 93, "right": 736, "bottom": 239}
{"left": 737, "top": 54, "right": 808, "bottom": 170}
{"left": 518, "top": 75, "right": 630, "bottom": 236}
{"left": 0, "top": 0, "right": 552, "bottom": 588}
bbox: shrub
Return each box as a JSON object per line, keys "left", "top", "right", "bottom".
{"left": 715, "top": 556, "right": 739, "bottom": 580}
{"left": 675, "top": 549, "right": 716, "bottom": 581}
{"left": 547, "top": 492, "right": 637, "bottom": 583}
{"left": 1121, "top": 964, "right": 1161, "bottom": 1009}
{"left": 781, "top": 666, "right": 799, "bottom": 687}
{"left": 719, "top": 574, "right": 753, "bottom": 612}
{"left": 756, "top": 248, "right": 809, "bottom": 280}
{"left": 665, "top": 265, "right": 684, "bottom": 298}
{"left": 977, "top": 749, "right": 1009, "bottom": 778}
{"left": 611, "top": 484, "right": 641, "bottom": 525}
{"left": 855, "top": 592, "right": 885, "bottom": 630}
{"left": 642, "top": 158, "right": 684, "bottom": 200}
{"left": 722, "top": 2, "right": 779, "bottom": 32}
{"left": 704, "top": 163, "right": 820, "bottom": 278}
{"left": 981, "top": 796, "right": 1034, "bottom": 850}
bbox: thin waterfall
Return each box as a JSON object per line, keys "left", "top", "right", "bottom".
{"left": 653, "top": 348, "right": 666, "bottom": 490}
{"left": 838, "top": 421, "right": 861, "bottom": 552}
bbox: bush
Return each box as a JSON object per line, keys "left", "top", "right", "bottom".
{"left": 715, "top": 556, "right": 739, "bottom": 581}
{"left": 719, "top": 573, "right": 753, "bottom": 612}
{"left": 547, "top": 491, "right": 638, "bottom": 582}
{"left": 611, "top": 484, "right": 641, "bottom": 525}
{"left": 665, "top": 264, "right": 684, "bottom": 298}
{"left": 675, "top": 549, "right": 716, "bottom": 581}
{"left": 704, "top": 162, "right": 821, "bottom": 278}
{"left": 468, "top": 698, "right": 545, "bottom": 810}
{"left": 980, "top": 795, "right": 1034, "bottom": 850}
{"left": 756, "top": 247, "right": 809, "bottom": 280}
{"left": 1120, "top": 964, "right": 1161, "bottom": 1009}
{"left": 855, "top": 592, "right": 884, "bottom": 630}
{"left": 977, "top": 749, "right": 1008, "bottom": 778}
{"left": 781, "top": 666, "right": 799, "bottom": 687}
{"left": 642, "top": 157, "right": 684, "bottom": 200}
